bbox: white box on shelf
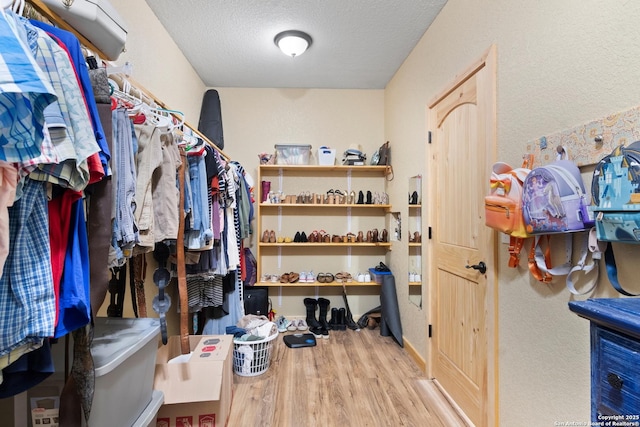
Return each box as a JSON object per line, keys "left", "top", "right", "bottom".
{"left": 317, "top": 148, "right": 336, "bottom": 165}
{"left": 87, "top": 317, "right": 160, "bottom": 427}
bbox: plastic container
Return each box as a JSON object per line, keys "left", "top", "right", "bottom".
{"left": 232, "top": 332, "right": 278, "bottom": 376}
{"left": 369, "top": 268, "right": 392, "bottom": 284}
{"left": 275, "top": 144, "right": 312, "bottom": 165}
{"left": 132, "top": 390, "right": 164, "bottom": 427}
{"left": 87, "top": 317, "right": 160, "bottom": 427}
{"left": 317, "top": 147, "right": 336, "bottom": 165}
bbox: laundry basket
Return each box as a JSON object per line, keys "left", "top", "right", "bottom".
{"left": 233, "top": 331, "right": 278, "bottom": 377}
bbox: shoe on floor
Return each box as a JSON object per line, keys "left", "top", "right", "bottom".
{"left": 296, "top": 319, "right": 308, "bottom": 331}
{"left": 276, "top": 316, "right": 290, "bottom": 333}
{"left": 287, "top": 320, "right": 298, "bottom": 332}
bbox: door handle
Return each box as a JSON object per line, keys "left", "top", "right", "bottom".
{"left": 465, "top": 261, "right": 487, "bottom": 274}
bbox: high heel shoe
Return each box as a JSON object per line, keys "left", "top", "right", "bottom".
{"left": 381, "top": 229, "right": 388, "bottom": 242}
{"left": 410, "top": 191, "right": 419, "bottom": 205}
{"left": 366, "top": 190, "right": 372, "bottom": 204}
{"left": 269, "top": 230, "right": 276, "bottom": 243}
{"left": 261, "top": 230, "right": 270, "bottom": 243}
{"left": 357, "top": 190, "right": 364, "bottom": 204}
{"left": 357, "top": 231, "right": 364, "bottom": 242}
{"left": 348, "top": 190, "right": 355, "bottom": 204}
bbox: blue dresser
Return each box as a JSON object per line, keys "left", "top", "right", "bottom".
{"left": 569, "top": 298, "right": 640, "bottom": 421}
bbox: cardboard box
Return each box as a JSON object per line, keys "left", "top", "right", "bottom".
{"left": 154, "top": 335, "right": 233, "bottom": 427}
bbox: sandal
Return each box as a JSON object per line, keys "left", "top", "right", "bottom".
{"left": 335, "top": 272, "right": 344, "bottom": 283}
{"left": 347, "top": 232, "right": 356, "bottom": 243}
{"left": 280, "top": 273, "right": 290, "bottom": 283}
{"left": 324, "top": 273, "right": 335, "bottom": 283}
{"left": 308, "top": 230, "right": 319, "bottom": 243}
{"left": 317, "top": 273, "right": 326, "bottom": 283}
{"left": 288, "top": 272, "right": 299, "bottom": 283}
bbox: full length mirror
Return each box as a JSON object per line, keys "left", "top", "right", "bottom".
{"left": 408, "top": 175, "right": 422, "bottom": 307}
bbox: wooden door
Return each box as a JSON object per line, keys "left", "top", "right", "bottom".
{"left": 427, "top": 46, "right": 498, "bottom": 427}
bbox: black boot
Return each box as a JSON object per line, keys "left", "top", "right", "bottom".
{"left": 337, "top": 307, "right": 347, "bottom": 331}
{"left": 304, "top": 298, "right": 322, "bottom": 337}
{"left": 329, "top": 307, "right": 338, "bottom": 330}
{"left": 317, "top": 297, "right": 331, "bottom": 339}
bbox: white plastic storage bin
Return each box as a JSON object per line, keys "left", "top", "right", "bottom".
{"left": 40, "top": 0, "right": 128, "bottom": 60}
{"left": 87, "top": 317, "right": 160, "bottom": 427}
{"left": 317, "top": 147, "right": 337, "bottom": 165}
{"left": 132, "top": 390, "right": 164, "bottom": 427}
{"left": 275, "top": 144, "right": 312, "bottom": 165}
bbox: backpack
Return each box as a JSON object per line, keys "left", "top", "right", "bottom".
{"left": 590, "top": 141, "right": 640, "bottom": 296}
{"left": 522, "top": 160, "right": 592, "bottom": 234}
{"left": 484, "top": 154, "right": 533, "bottom": 267}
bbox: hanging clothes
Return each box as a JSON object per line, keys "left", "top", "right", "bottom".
{"left": 0, "top": 11, "right": 57, "bottom": 163}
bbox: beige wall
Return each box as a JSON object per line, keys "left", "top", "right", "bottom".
{"left": 385, "top": 0, "right": 640, "bottom": 424}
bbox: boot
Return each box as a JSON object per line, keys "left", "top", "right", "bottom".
{"left": 304, "top": 298, "right": 322, "bottom": 337}
{"left": 261, "top": 181, "right": 271, "bottom": 203}
{"left": 317, "top": 297, "right": 331, "bottom": 339}
{"left": 329, "top": 307, "right": 338, "bottom": 330}
{"left": 357, "top": 190, "right": 364, "bottom": 204}
{"left": 337, "top": 308, "right": 347, "bottom": 331}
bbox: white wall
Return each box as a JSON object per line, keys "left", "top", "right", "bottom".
{"left": 385, "top": 0, "right": 640, "bottom": 424}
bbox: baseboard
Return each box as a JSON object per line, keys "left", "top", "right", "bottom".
{"left": 402, "top": 335, "right": 426, "bottom": 372}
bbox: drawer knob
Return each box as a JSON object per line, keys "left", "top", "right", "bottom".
{"left": 607, "top": 373, "right": 624, "bottom": 390}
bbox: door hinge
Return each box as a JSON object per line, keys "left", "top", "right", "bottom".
{"left": 428, "top": 131, "right": 432, "bottom": 144}
{"left": 428, "top": 324, "right": 433, "bottom": 338}
{"left": 428, "top": 227, "right": 432, "bottom": 239}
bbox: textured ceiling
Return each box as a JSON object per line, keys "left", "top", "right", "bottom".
{"left": 144, "top": 0, "right": 447, "bottom": 89}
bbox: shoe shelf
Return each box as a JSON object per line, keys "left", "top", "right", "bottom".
{"left": 256, "top": 281, "right": 380, "bottom": 287}
{"left": 257, "top": 164, "right": 392, "bottom": 287}
{"left": 259, "top": 242, "right": 392, "bottom": 248}
{"left": 259, "top": 165, "right": 391, "bottom": 175}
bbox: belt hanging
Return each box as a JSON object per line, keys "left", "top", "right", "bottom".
{"left": 176, "top": 147, "right": 190, "bottom": 354}
{"left": 152, "top": 243, "right": 171, "bottom": 345}
{"left": 107, "top": 266, "right": 126, "bottom": 317}
{"left": 131, "top": 253, "right": 147, "bottom": 317}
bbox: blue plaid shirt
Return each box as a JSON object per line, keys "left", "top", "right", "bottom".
{"left": 0, "top": 11, "right": 57, "bottom": 163}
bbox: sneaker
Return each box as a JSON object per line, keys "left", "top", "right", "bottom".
{"left": 287, "top": 319, "right": 298, "bottom": 332}
{"left": 306, "top": 271, "right": 315, "bottom": 283}
{"left": 276, "top": 316, "right": 290, "bottom": 333}
{"left": 364, "top": 272, "right": 371, "bottom": 282}
{"left": 296, "top": 319, "right": 308, "bottom": 331}
{"left": 299, "top": 271, "right": 307, "bottom": 283}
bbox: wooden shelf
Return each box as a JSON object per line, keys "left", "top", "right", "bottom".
{"left": 257, "top": 281, "right": 380, "bottom": 287}
{"left": 259, "top": 242, "right": 392, "bottom": 248}
{"left": 260, "top": 165, "right": 391, "bottom": 175}
{"left": 408, "top": 204, "right": 422, "bottom": 208}
{"left": 409, "top": 282, "right": 422, "bottom": 286}
{"left": 260, "top": 203, "right": 391, "bottom": 210}
{"left": 408, "top": 242, "right": 422, "bottom": 247}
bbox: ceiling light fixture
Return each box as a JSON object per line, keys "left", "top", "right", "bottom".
{"left": 274, "top": 30, "right": 312, "bottom": 58}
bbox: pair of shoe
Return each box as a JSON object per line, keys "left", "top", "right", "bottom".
{"left": 260, "top": 273, "right": 280, "bottom": 283}
{"left": 286, "top": 319, "right": 309, "bottom": 331}
{"left": 276, "top": 315, "right": 291, "bottom": 333}
{"left": 409, "top": 231, "right": 421, "bottom": 243}
{"left": 304, "top": 298, "right": 331, "bottom": 340}
{"left": 298, "top": 271, "right": 315, "bottom": 283}
{"left": 334, "top": 272, "right": 353, "bottom": 283}
{"left": 356, "top": 272, "right": 372, "bottom": 282}
{"left": 293, "top": 231, "right": 308, "bottom": 242}
{"left": 279, "top": 272, "right": 299, "bottom": 283}
{"left": 261, "top": 229, "right": 276, "bottom": 243}
{"left": 409, "top": 272, "right": 422, "bottom": 282}
{"left": 316, "top": 273, "right": 335, "bottom": 283}
{"left": 329, "top": 307, "right": 347, "bottom": 331}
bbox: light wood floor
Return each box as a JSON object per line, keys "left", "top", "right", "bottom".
{"left": 228, "top": 328, "right": 470, "bottom": 426}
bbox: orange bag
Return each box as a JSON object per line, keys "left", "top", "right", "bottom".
{"left": 484, "top": 154, "right": 533, "bottom": 267}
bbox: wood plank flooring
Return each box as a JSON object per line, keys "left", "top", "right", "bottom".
{"left": 228, "top": 327, "right": 470, "bottom": 426}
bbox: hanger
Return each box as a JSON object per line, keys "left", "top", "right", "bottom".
{"left": 11, "top": 0, "right": 24, "bottom": 15}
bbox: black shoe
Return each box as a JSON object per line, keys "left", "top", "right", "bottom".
{"left": 300, "top": 231, "right": 308, "bottom": 242}
{"left": 366, "top": 190, "right": 372, "bottom": 204}
{"left": 329, "top": 307, "right": 338, "bottom": 330}
{"left": 337, "top": 308, "right": 347, "bottom": 331}
{"left": 357, "top": 190, "right": 364, "bottom": 204}
{"left": 410, "top": 191, "right": 418, "bottom": 205}
{"left": 304, "top": 298, "right": 321, "bottom": 329}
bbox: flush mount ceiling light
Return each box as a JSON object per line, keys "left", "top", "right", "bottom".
{"left": 274, "top": 30, "right": 312, "bottom": 58}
